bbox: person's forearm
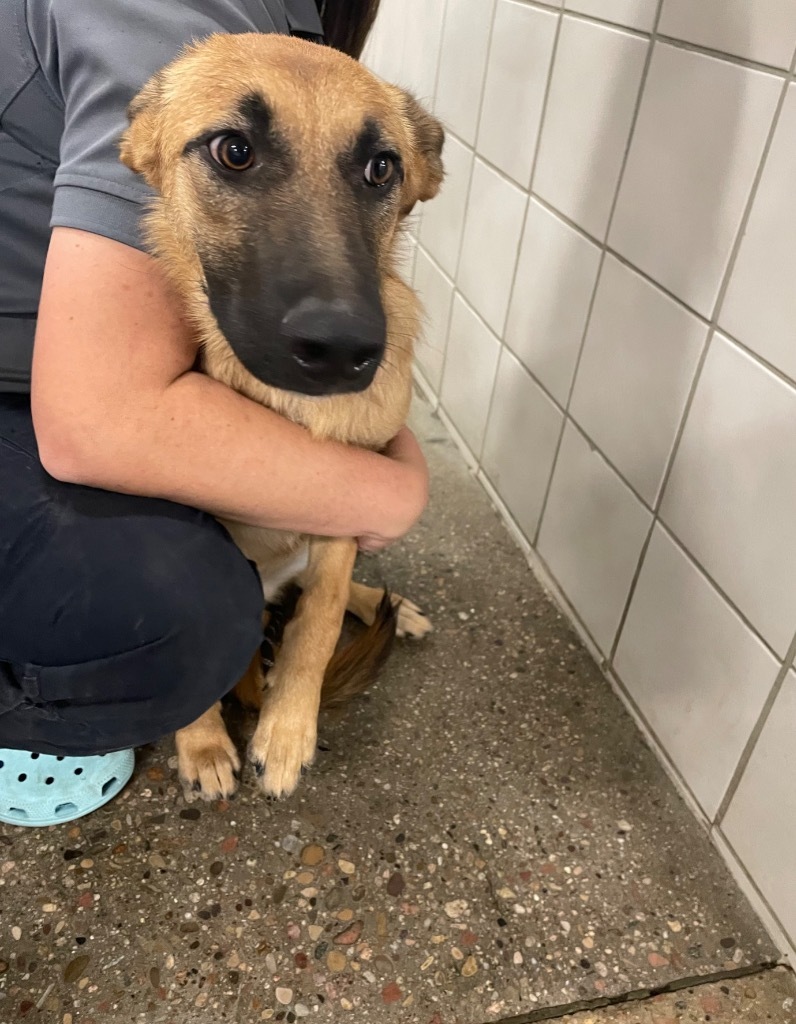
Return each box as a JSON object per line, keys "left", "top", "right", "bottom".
{"left": 38, "top": 367, "right": 414, "bottom": 537}
{"left": 31, "top": 228, "right": 425, "bottom": 542}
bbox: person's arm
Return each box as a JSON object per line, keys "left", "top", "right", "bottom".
{"left": 32, "top": 228, "right": 427, "bottom": 548}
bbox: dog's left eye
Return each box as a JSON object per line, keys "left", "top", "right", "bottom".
{"left": 364, "top": 153, "right": 397, "bottom": 188}
{"left": 209, "top": 133, "right": 255, "bottom": 171}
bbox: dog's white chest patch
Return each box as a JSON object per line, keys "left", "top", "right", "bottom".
{"left": 260, "top": 544, "right": 310, "bottom": 603}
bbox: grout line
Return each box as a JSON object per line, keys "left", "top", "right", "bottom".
{"left": 479, "top": 5, "right": 565, "bottom": 465}
{"left": 434, "top": 144, "right": 796, "bottom": 400}
{"left": 428, "top": 0, "right": 451, "bottom": 111}
{"left": 432, "top": 0, "right": 500, "bottom": 400}
{"left": 487, "top": 962, "right": 786, "bottom": 1024}
{"left": 712, "top": 827, "right": 796, "bottom": 960}
{"left": 655, "top": 33, "right": 792, "bottom": 77}
{"left": 394, "top": 0, "right": 796, "bottom": 966}
{"left": 652, "top": 520, "right": 784, "bottom": 663}
{"left": 514, "top": 0, "right": 795, "bottom": 77}
{"left": 714, "top": 630, "right": 796, "bottom": 825}
{"left": 421, "top": 55, "right": 796, "bottom": 678}
{"left": 532, "top": 0, "right": 665, "bottom": 548}
{"left": 542, "top": 4, "right": 651, "bottom": 42}
{"left": 604, "top": 334, "right": 713, "bottom": 665}
{"left": 608, "top": 39, "right": 796, "bottom": 669}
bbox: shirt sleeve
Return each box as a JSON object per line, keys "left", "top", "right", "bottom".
{"left": 38, "top": 0, "right": 293, "bottom": 251}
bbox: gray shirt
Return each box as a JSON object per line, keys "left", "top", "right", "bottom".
{"left": 0, "top": 0, "right": 323, "bottom": 391}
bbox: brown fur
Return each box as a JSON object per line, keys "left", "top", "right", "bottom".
{"left": 234, "top": 591, "right": 397, "bottom": 711}
{"left": 122, "top": 34, "right": 442, "bottom": 801}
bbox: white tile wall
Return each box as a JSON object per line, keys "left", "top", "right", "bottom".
{"left": 564, "top": 0, "right": 657, "bottom": 33}
{"left": 570, "top": 255, "right": 706, "bottom": 505}
{"left": 722, "top": 670, "right": 796, "bottom": 943}
{"left": 610, "top": 44, "right": 781, "bottom": 317}
{"left": 457, "top": 159, "right": 528, "bottom": 335}
{"left": 505, "top": 200, "right": 601, "bottom": 406}
{"left": 615, "top": 526, "right": 779, "bottom": 818}
{"left": 434, "top": 0, "right": 496, "bottom": 146}
{"left": 367, "top": 0, "right": 796, "bottom": 957}
{"left": 482, "top": 348, "right": 563, "bottom": 540}
{"left": 538, "top": 423, "right": 652, "bottom": 653}
{"left": 721, "top": 85, "right": 796, "bottom": 384}
{"left": 661, "top": 336, "right": 796, "bottom": 657}
{"left": 659, "top": 0, "right": 796, "bottom": 71}
{"left": 418, "top": 134, "right": 473, "bottom": 279}
{"left": 413, "top": 247, "right": 455, "bottom": 392}
{"left": 440, "top": 295, "right": 501, "bottom": 457}
{"left": 394, "top": 232, "right": 418, "bottom": 286}
{"left": 361, "top": 1, "right": 405, "bottom": 84}
{"left": 476, "top": 0, "right": 558, "bottom": 187}
{"left": 389, "top": 0, "right": 447, "bottom": 102}
{"left": 534, "top": 16, "right": 648, "bottom": 240}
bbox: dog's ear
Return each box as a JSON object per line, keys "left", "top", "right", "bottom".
{"left": 400, "top": 92, "right": 445, "bottom": 214}
{"left": 120, "top": 72, "right": 167, "bottom": 189}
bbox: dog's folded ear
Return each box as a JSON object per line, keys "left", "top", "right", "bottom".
{"left": 120, "top": 73, "right": 167, "bottom": 189}
{"left": 400, "top": 91, "right": 445, "bottom": 215}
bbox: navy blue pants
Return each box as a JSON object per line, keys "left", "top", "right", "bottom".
{"left": 0, "top": 395, "right": 264, "bottom": 756}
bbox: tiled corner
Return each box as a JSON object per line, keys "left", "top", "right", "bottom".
{"left": 505, "top": 200, "right": 601, "bottom": 406}
{"left": 659, "top": 0, "right": 796, "bottom": 71}
{"left": 456, "top": 159, "right": 528, "bottom": 336}
{"left": 534, "top": 16, "right": 648, "bottom": 240}
{"left": 661, "top": 335, "right": 796, "bottom": 657}
{"left": 609, "top": 44, "right": 781, "bottom": 318}
{"left": 413, "top": 247, "right": 455, "bottom": 392}
{"left": 481, "top": 348, "right": 564, "bottom": 542}
{"left": 564, "top": 0, "right": 657, "bottom": 33}
{"left": 538, "top": 421, "right": 652, "bottom": 653}
{"left": 615, "top": 525, "right": 779, "bottom": 819}
{"left": 476, "top": 0, "right": 559, "bottom": 187}
{"left": 722, "top": 669, "right": 796, "bottom": 945}
{"left": 434, "top": 0, "right": 496, "bottom": 146}
{"left": 570, "top": 255, "right": 707, "bottom": 505}
{"left": 418, "top": 134, "right": 474, "bottom": 279}
{"left": 721, "top": 85, "right": 796, "bottom": 384}
{"left": 440, "top": 294, "right": 502, "bottom": 457}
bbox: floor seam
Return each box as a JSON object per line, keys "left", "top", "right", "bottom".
{"left": 486, "top": 960, "right": 788, "bottom": 1024}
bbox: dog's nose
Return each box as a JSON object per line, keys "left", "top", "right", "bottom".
{"left": 281, "top": 297, "right": 385, "bottom": 393}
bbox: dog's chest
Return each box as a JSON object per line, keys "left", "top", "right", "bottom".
{"left": 258, "top": 542, "right": 310, "bottom": 602}
{"left": 220, "top": 520, "right": 309, "bottom": 602}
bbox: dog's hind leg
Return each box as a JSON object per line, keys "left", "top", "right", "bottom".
{"left": 175, "top": 700, "right": 241, "bottom": 802}
{"left": 249, "top": 537, "right": 357, "bottom": 798}
{"left": 347, "top": 580, "right": 432, "bottom": 639}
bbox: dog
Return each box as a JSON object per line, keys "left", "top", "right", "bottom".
{"left": 120, "top": 33, "right": 445, "bottom": 800}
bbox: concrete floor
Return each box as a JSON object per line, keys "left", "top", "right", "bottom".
{"left": 0, "top": 394, "right": 792, "bottom": 1023}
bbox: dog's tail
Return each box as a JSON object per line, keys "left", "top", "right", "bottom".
{"left": 237, "top": 589, "right": 398, "bottom": 712}
{"left": 320, "top": 591, "right": 397, "bottom": 709}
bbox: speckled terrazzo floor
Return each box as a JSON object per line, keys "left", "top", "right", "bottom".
{"left": 0, "top": 394, "right": 788, "bottom": 1023}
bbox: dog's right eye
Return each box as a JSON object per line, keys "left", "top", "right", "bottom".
{"left": 209, "top": 133, "right": 255, "bottom": 171}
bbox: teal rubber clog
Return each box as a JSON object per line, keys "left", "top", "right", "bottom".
{"left": 0, "top": 749, "right": 135, "bottom": 827}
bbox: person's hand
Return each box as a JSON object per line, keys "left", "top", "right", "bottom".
{"left": 357, "top": 426, "right": 429, "bottom": 552}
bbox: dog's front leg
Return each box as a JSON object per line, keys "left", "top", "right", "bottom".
{"left": 249, "top": 536, "right": 357, "bottom": 798}
{"left": 176, "top": 700, "right": 242, "bottom": 802}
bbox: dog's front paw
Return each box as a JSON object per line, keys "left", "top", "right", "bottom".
{"left": 248, "top": 694, "right": 318, "bottom": 799}
{"left": 178, "top": 733, "right": 241, "bottom": 803}
{"left": 395, "top": 596, "right": 433, "bottom": 639}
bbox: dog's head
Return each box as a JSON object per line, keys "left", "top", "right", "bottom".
{"left": 121, "top": 34, "right": 444, "bottom": 397}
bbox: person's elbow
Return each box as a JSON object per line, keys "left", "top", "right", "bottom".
{"left": 32, "top": 387, "right": 130, "bottom": 487}
{"left": 34, "top": 401, "right": 98, "bottom": 485}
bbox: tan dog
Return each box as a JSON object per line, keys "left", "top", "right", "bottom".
{"left": 120, "top": 33, "right": 444, "bottom": 800}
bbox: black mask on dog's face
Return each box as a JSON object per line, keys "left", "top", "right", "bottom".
{"left": 121, "top": 36, "right": 444, "bottom": 399}
{"left": 194, "top": 99, "right": 393, "bottom": 397}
